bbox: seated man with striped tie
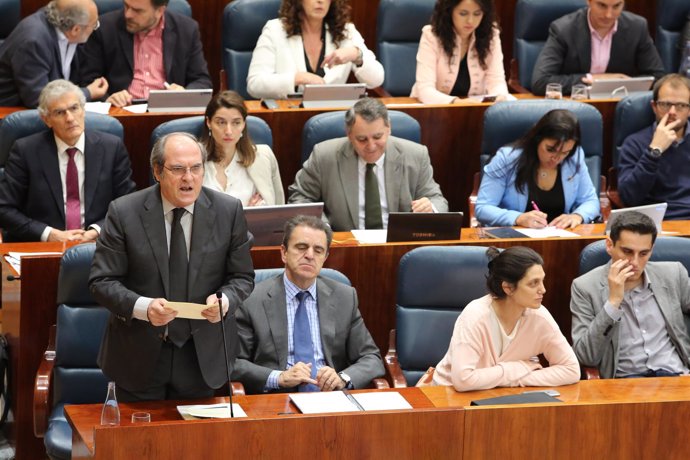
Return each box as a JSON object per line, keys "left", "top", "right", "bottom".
{"left": 234, "top": 215, "right": 384, "bottom": 394}
{"left": 288, "top": 97, "right": 448, "bottom": 231}
{"left": 0, "top": 79, "right": 135, "bottom": 242}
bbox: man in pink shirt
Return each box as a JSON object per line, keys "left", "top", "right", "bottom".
{"left": 531, "top": 0, "right": 664, "bottom": 96}
{"left": 79, "top": 0, "right": 211, "bottom": 107}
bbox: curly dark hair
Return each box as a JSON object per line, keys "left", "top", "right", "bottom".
{"left": 279, "top": 0, "right": 351, "bottom": 46}
{"left": 201, "top": 91, "right": 256, "bottom": 167}
{"left": 430, "top": 0, "right": 497, "bottom": 69}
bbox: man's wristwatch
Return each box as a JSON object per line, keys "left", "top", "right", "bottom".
{"left": 648, "top": 146, "right": 663, "bottom": 158}
{"left": 339, "top": 372, "right": 354, "bottom": 389}
{"left": 354, "top": 48, "right": 364, "bottom": 67}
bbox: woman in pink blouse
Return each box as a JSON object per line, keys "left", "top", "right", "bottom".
{"left": 410, "top": 0, "right": 508, "bottom": 104}
{"left": 432, "top": 246, "right": 579, "bottom": 391}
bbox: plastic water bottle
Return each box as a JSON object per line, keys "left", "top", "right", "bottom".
{"left": 100, "top": 381, "right": 120, "bottom": 426}
{"left": 680, "top": 41, "right": 690, "bottom": 78}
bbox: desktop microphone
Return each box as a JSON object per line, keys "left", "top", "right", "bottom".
{"left": 216, "top": 291, "right": 235, "bottom": 418}
{"left": 6, "top": 274, "right": 19, "bottom": 281}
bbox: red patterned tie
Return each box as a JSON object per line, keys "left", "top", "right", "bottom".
{"left": 65, "top": 147, "right": 81, "bottom": 230}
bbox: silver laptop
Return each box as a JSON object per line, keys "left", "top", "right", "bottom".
{"left": 588, "top": 76, "right": 654, "bottom": 100}
{"left": 147, "top": 89, "right": 212, "bottom": 113}
{"left": 243, "top": 202, "right": 324, "bottom": 246}
{"left": 300, "top": 83, "right": 366, "bottom": 109}
{"left": 605, "top": 203, "right": 668, "bottom": 235}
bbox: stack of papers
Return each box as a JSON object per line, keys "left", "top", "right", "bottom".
{"left": 289, "top": 391, "right": 412, "bottom": 414}
{"left": 177, "top": 403, "right": 247, "bottom": 419}
{"left": 4, "top": 251, "right": 63, "bottom": 275}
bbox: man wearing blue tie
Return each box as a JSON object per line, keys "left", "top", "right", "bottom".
{"left": 233, "top": 215, "right": 384, "bottom": 394}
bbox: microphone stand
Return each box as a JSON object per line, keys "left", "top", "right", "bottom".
{"left": 216, "top": 291, "right": 234, "bottom": 418}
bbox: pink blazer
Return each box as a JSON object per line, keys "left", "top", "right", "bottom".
{"left": 432, "top": 295, "right": 580, "bottom": 391}
{"left": 410, "top": 25, "right": 508, "bottom": 104}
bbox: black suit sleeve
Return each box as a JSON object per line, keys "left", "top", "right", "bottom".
{"left": 78, "top": 28, "right": 107, "bottom": 96}
{"left": 90, "top": 138, "right": 136, "bottom": 230}
{"left": 531, "top": 23, "right": 586, "bottom": 96}
{"left": 180, "top": 22, "right": 211, "bottom": 89}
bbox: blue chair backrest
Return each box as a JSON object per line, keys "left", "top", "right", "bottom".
{"left": 656, "top": 0, "right": 690, "bottom": 73}
{"left": 396, "top": 245, "right": 491, "bottom": 386}
{"left": 612, "top": 92, "right": 654, "bottom": 168}
{"left": 376, "top": 0, "right": 435, "bottom": 96}
{"left": 0, "top": 110, "right": 123, "bottom": 166}
{"left": 0, "top": 0, "right": 20, "bottom": 45}
{"left": 254, "top": 268, "right": 351, "bottom": 286}
{"left": 95, "top": 0, "right": 191, "bottom": 15}
{"left": 301, "top": 110, "right": 421, "bottom": 165}
{"left": 480, "top": 99, "right": 603, "bottom": 194}
{"left": 222, "top": 0, "right": 281, "bottom": 99}
{"left": 514, "top": 0, "right": 586, "bottom": 91}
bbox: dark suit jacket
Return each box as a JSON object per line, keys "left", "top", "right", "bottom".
{"left": 531, "top": 8, "right": 665, "bottom": 95}
{"left": 79, "top": 9, "right": 211, "bottom": 96}
{"left": 233, "top": 274, "right": 384, "bottom": 394}
{"left": 0, "top": 129, "right": 136, "bottom": 242}
{"left": 0, "top": 9, "right": 89, "bottom": 108}
{"left": 89, "top": 185, "right": 255, "bottom": 391}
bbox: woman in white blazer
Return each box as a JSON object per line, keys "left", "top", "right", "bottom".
{"left": 201, "top": 91, "right": 285, "bottom": 206}
{"left": 411, "top": 0, "right": 508, "bottom": 104}
{"left": 247, "top": 0, "right": 384, "bottom": 100}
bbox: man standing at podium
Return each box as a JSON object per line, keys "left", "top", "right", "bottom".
{"left": 233, "top": 215, "right": 384, "bottom": 394}
{"left": 90, "top": 132, "right": 254, "bottom": 401}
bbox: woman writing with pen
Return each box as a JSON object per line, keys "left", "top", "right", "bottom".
{"left": 475, "top": 109, "right": 600, "bottom": 228}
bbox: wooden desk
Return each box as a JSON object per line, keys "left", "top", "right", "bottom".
{"left": 66, "top": 388, "right": 463, "bottom": 459}
{"left": 422, "top": 377, "right": 690, "bottom": 459}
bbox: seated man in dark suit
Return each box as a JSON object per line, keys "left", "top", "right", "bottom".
{"left": 79, "top": 0, "right": 211, "bottom": 107}
{"left": 0, "top": 79, "right": 136, "bottom": 242}
{"left": 531, "top": 0, "right": 665, "bottom": 96}
{"left": 234, "top": 215, "right": 384, "bottom": 394}
{"left": 288, "top": 97, "right": 448, "bottom": 231}
{"left": 0, "top": 0, "right": 108, "bottom": 108}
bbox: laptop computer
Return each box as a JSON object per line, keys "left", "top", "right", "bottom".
{"left": 588, "top": 76, "right": 654, "bottom": 100}
{"left": 605, "top": 203, "right": 668, "bottom": 235}
{"left": 147, "top": 89, "right": 212, "bottom": 113}
{"left": 244, "top": 203, "right": 324, "bottom": 246}
{"left": 386, "top": 212, "right": 463, "bottom": 243}
{"left": 300, "top": 83, "right": 366, "bottom": 109}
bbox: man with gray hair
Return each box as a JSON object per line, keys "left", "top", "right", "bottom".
{"left": 288, "top": 97, "right": 448, "bottom": 231}
{"left": 0, "top": 79, "right": 135, "bottom": 241}
{"left": 0, "top": 0, "right": 108, "bottom": 108}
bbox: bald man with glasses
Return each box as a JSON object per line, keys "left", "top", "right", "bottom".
{"left": 618, "top": 74, "right": 690, "bottom": 219}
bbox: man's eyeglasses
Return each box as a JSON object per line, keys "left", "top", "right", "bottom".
{"left": 163, "top": 164, "right": 204, "bottom": 177}
{"left": 49, "top": 103, "right": 83, "bottom": 118}
{"left": 654, "top": 101, "right": 690, "bottom": 112}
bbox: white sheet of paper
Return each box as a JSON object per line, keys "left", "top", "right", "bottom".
{"left": 289, "top": 391, "right": 360, "bottom": 414}
{"left": 177, "top": 403, "right": 247, "bottom": 419}
{"left": 351, "top": 229, "right": 388, "bottom": 244}
{"left": 123, "top": 103, "right": 148, "bottom": 113}
{"left": 515, "top": 227, "right": 579, "bottom": 238}
{"left": 5, "top": 251, "right": 63, "bottom": 275}
{"left": 351, "top": 392, "right": 413, "bottom": 411}
{"left": 84, "top": 101, "right": 112, "bottom": 114}
{"left": 167, "top": 301, "right": 209, "bottom": 319}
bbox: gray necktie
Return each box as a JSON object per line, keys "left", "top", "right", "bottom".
{"left": 167, "top": 207, "right": 191, "bottom": 347}
{"left": 365, "top": 163, "right": 383, "bottom": 229}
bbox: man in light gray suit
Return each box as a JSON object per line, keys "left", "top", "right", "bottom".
{"left": 570, "top": 211, "right": 690, "bottom": 379}
{"left": 89, "top": 132, "right": 254, "bottom": 401}
{"left": 233, "top": 215, "right": 384, "bottom": 394}
{"left": 288, "top": 97, "right": 447, "bottom": 231}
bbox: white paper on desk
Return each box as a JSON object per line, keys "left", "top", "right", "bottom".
{"left": 351, "top": 229, "right": 387, "bottom": 244}
{"left": 5, "top": 252, "right": 63, "bottom": 275}
{"left": 351, "top": 392, "right": 413, "bottom": 411}
{"left": 122, "top": 103, "right": 148, "bottom": 113}
{"left": 177, "top": 403, "right": 247, "bottom": 419}
{"left": 84, "top": 101, "right": 112, "bottom": 114}
{"left": 289, "top": 391, "right": 360, "bottom": 414}
{"left": 515, "top": 227, "right": 579, "bottom": 238}
{"left": 167, "top": 301, "right": 208, "bottom": 319}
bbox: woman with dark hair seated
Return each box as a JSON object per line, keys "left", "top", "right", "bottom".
{"left": 247, "top": 0, "right": 384, "bottom": 99}
{"left": 476, "top": 109, "right": 600, "bottom": 228}
{"left": 432, "top": 246, "right": 579, "bottom": 391}
{"left": 411, "top": 0, "right": 508, "bottom": 104}
{"left": 201, "top": 90, "right": 284, "bottom": 206}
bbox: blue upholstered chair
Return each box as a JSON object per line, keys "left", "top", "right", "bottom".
{"left": 300, "top": 110, "right": 421, "bottom": 165}
{"left": 376, "top": 0, "right": 435, "bottom": 96}
{"left": 385, "top": 246, "right": 491, "bottom": 387}
{"left": 0, "top": 0, "right": 19, "bottom": 47}
{"left": 222, "top": 0, "right": 281, "bottom": 99}
{"left": 509, "top": 0, "right": 586, "bottom": 93}
{"left": 94, "top": 0, "right": 191, "bottom": 15}
{"left": 33, "top": 244, "right": 110, "bottom": 460}
{"left": 656, "top": 0, "right": 690, "bottom": 73}
{"left": 468, "top": 99, "right": 606, "bottom": 225}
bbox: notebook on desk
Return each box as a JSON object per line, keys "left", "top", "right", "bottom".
{"left": 470, "top": 392, "right": 562, "bottom": 406}
{"left": 386, "top": 212, "right": 463, "bottom": 242}
{"left": 244, "top": 203, "right": 324, "bottom": 246}
{"left": 147, "top": 89, "right": 212, "bottom": 113}
{"left": 300, "top": 83, "right": 366, "bottom": 108}
{"left": 588, "top": 76, "right": 653, "bottom": 99}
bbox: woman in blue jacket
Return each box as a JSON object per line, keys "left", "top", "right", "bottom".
{"left": 476, "top": 109, "right": 599, "bottom": 228}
